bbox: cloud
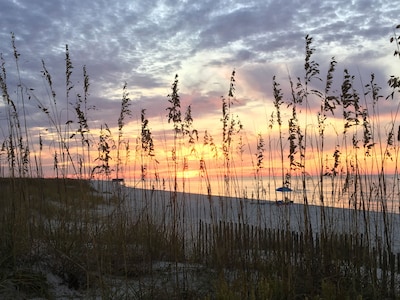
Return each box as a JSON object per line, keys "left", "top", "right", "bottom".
{"left": 2, "top": 0, "right": 397, "bottom": 98}
{"left": 1, "top": 0, "right": 400, "bottom": 177}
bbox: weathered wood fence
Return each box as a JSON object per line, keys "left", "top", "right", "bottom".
{"left": 194, "top": 220, "right": 400, "bottom": 297}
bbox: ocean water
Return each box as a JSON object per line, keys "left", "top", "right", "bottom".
{"left": 125, "top": 174, "right": 400, "bottom": 213}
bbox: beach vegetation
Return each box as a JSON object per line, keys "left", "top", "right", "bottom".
{"left": 0, "top": 27, "right": 400, "bottom": 299}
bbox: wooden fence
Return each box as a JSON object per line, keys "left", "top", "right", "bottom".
{"left": 194, "top": 220, "right": 400, "bottom": 297}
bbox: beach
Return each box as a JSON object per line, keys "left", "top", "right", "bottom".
{"left": 2, "top": 178, "right": 400, "bottom": 299}
{"left": 94, "top": 180, "right": 400, "bottom": 253}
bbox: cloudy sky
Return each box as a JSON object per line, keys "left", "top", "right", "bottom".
{"left": 0, "top": 0, "right": 400, "bottom": 180}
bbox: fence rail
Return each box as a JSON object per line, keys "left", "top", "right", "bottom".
{"left": 194, "top": 220, "right": 399, "bottom": 297}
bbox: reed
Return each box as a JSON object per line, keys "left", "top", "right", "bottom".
{"left": 0, "top": 28, "right": 400, "bottom": 299}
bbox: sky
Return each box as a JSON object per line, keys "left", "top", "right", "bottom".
{"left": 0, "top": 0, "right": 400, "bottom": 184}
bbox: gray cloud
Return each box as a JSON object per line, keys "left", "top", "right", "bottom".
{"left": 0, "top": 0, "right": 399, "bottom": 143}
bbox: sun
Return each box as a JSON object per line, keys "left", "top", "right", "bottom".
{"left": 177, "top": 169, "right": 200, "bottom": 179}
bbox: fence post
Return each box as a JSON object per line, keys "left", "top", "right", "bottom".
{"left": 390, "top": 252, "right": 395, "bottom": 298}
{"left": 397, "top": 252, "right": 400, "bottom": 274}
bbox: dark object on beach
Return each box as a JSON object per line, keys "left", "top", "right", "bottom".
{"left": 112, "top": 178, "right": 125, "bottom": 185}
{"left": 276, "top": 198, "right": 294, "bottom": 205}
{"left": 276, "top": 186, "right": 293, "bottom": 205}
{"left": 276, "top": 186, "right": 293, "bottom": 192}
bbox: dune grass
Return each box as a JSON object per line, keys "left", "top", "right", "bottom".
{"left": 0, "top": 28, "right": 400, "bottom": 298}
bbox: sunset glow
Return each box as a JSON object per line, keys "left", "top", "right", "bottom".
{"left": 0, "top": 1, "right": 399, "bottom": 199}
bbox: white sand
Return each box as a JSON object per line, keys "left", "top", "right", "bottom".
{"left": 93, "top": 181, "right": 400, "bottom": 253}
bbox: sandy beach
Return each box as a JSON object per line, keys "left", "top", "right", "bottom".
{"left": 2, "top": 178, "right": 399, "bottom": 299}
{"left": 93, "top": 180, "right": 400, "bottom": 254}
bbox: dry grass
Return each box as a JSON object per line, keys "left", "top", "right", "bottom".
{"left": 1, "top": 28, "right": 400, "bottom": 298}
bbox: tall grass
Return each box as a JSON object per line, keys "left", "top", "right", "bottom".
{"left": 0, "top": 28, "right": 400, "bottom": 298}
